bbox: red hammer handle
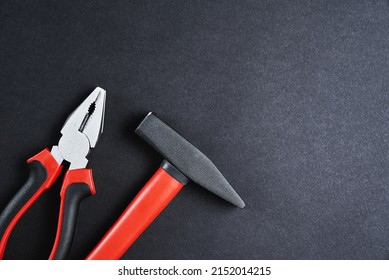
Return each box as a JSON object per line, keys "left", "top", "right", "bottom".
{"left": 86, "top": 167, "right": 185, "bottom": 260}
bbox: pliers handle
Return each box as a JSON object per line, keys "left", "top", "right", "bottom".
{"left": 0, "top": 149, "right": 95, "bottom": 259}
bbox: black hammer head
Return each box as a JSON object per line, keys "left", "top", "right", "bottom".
{"left": 135, "top": 112, "right": 245, "bottom": 209}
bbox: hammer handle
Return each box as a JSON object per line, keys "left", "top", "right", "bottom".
{"left": 86, "top": 167, "right": 185, "bottom": 260}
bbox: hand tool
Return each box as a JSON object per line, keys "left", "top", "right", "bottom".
{"left": 0, "top": 87, "right": 106, "bottom": 260}
{"left": 87, "top": 112, "right": 245, "bottom": 260}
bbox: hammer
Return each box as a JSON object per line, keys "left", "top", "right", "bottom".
{"left": 86, "top": 112, "right": 245, "bottom": 259}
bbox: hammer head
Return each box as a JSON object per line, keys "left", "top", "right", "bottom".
{"left": 135, "top": 112, "right": 245, "bottom": 209}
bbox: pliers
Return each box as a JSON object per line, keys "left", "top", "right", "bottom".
{"left": 0, "top": 87, "right": 106, "bottom": 260}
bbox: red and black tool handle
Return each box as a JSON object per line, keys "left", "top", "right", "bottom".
{"left": 0, "top": 149, "right": 62, "bottom": 259}
{"left": 86, "top": 160, "right": 188, "bottom": 260}
{"left": 49, "top": 169, "right": 96, "bottom": 260}
{"left": 0, "top": 149, "right": 96, "bottom": 260}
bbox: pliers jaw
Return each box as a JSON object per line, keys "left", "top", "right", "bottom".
{"left": 51, "top": 87, "right": 106, "bottom": 170}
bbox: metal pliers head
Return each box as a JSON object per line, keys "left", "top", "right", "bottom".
{"left": 51, "top": 87, "right": 106, "bottom": 169}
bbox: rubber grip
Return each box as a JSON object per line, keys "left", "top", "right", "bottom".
{"left": 49, "top": 169, "right": 95, "bottom": 260}
{"left": 86, "top": 167, "right": 185, "bottom": 260}
{"left": 0, "top": 149, "right": 61, "bottom": 259}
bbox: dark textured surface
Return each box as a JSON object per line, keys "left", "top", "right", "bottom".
{"left": 0, "top": 0, "right": 389, "bottom": 259}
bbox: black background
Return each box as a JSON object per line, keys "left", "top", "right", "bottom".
{"left": 1, "top": 0, "right": 389, "bottom": 260}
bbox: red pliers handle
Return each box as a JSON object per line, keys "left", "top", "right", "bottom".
{"left": 0, "top": 149, "right": 95, "bottom": 259}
